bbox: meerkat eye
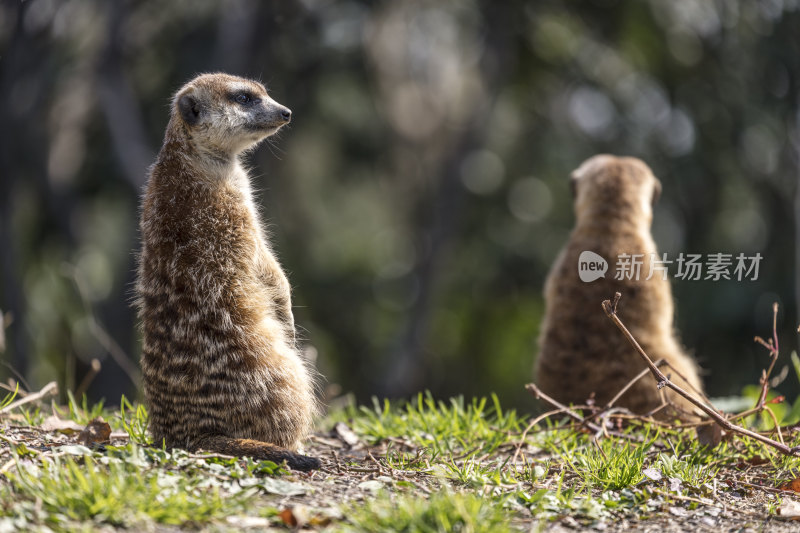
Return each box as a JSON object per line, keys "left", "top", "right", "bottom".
{"left": 234, "top": 93, "right": 252, "bottom": 105}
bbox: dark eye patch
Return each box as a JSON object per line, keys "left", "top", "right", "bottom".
{"left": 232, "top": 91, "right": 259, "bottom": 105}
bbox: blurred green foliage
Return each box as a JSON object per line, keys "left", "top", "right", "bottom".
{"left": 0, "top": 0, "right": 799, "bottom": 409}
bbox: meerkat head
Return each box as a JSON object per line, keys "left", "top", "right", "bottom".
{"left": 569, "top": 154, "right": 662, "bottom": 225}
{"left": 171, "top": 73, "right": 291, "bottom": 159}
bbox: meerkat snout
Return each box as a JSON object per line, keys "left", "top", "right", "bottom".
{"left": 253, "top": 100, "right": 291, "bottom": 130}
{"left": 171, "top": 74, "right": 292, "bottom": 156}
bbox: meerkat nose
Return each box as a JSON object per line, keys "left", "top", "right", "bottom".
{"left": 281, "top": 108, "right": 292, "bottom": 123}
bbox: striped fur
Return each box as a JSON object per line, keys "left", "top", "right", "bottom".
{"left": 136, "top": 73, "right": 319, "bottom": 470}
{"left": 535, "top": 155, "right": 703, "bottom": 420}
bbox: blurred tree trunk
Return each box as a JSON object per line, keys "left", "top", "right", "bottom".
{"left": 98, "top": 0, "right": 154, "bottom": 190}
{"left": 796, "top": 106, "right": 800, "bottom": 347}
{"left": 380, "top": 4, "right": 515, "bottom": 397}
{"left": 382, "top": 129, "right": 485, "bottom": 396}
{"left": 90, "top": 0, "right": 156, "bottom": 401}
{"left": 0, "top": 4, "right": 26, "bottom": 380}
{"left": 0, "top": 1, "right": 49, "bottom": 383}
{"left": 211, "top": 0, "right": 259, "bottom": 74}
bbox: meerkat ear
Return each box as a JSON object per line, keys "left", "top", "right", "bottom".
{"left": 652, "top": 178, "right": 662, "bottom": 206}
{"left": 177, "top": 94, "right": 201, "bottom": 125}
{"left": 569, "top": 155, "right": 610, "bottom": 199}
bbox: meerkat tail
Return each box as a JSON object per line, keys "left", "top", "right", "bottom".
{"left": 194, "top": 435, "right": 321, "bottom": 471}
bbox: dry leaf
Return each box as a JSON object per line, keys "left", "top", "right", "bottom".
{"left": 40, "top": 415, "right": 83, "bottom": 434}
{"left": 669, "top": 506, "right": 688, "bottom": 517}
{"left": 259, "top": 477, "right": 307, "bottom": 496}
{"left": 278, "top": 508, "right": 297, "bottom": 527}
{"left": 743, "top": 456, "right": 769, "bottom": 466}
{"left": 779, "top": 478, "right": 800, "bottom": 493}
{"left": 77, "top": 417, "right": 111, "bottom": 446}
{"left": 696, "top": 423, "right": 723, "bottom": 447}
{"left": 309, "top": 515, "right": 332, "bottom": 527}
{"left": 55, "top": 444, "right": 93, "bottom": 456}
{"left": 279, "top": 506, "right": 310, "bottom": 527}
{"left": 779, "top": 498, "right": 800, "bottom": 519}
{"left": 225, "top": 516, "right": 270, "bottom": 528}
{"left": 358, "top": 479, "right": 384, "bottom": 492}
{"left": 333, "top": 422, "right": 362, "bottom": 448}
{"left": 642, "top": 468, "right": 662, "bottom": 481}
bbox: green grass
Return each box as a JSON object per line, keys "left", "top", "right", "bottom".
{"left": 1, "top": 391, "right": 797, "bottom": 531}
{"left": 0, "top": 385, "right": 18, "bottom": 410}
{"left": 345, "top": 392, "right": 525, "bottom": 455}
{"left": 653, "top": 452, "right": 718, "bottom": 487}
{"left": 117, "top": 394, "right": 151, "bottom": 445}
{"left": 58, "top": 390, "right": 106, "bottom": 425}
{"left": 567, "top": 436, "right": 655, "bottom": 490}
{"left": 0, "top": 441, "right": 287, "bottom": 530}
{"left": 340, "top": 490, "right": 516, "bottom": 533}
{"left": 5, "top": 454, "right": 249, "bottom": 527}
{"left": 384, "top": 446, "right": 438, "bottom": 471}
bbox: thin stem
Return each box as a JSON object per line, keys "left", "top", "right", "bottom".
{"left": 602, "top": 292, "right": 799, "bottom": 456}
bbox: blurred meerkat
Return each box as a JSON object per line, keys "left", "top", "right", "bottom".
{"left": 535, "top": 155, "right": 703, "bottom": 418}
{"left": 136, "top": 73, "right": 320, "bottom": 470}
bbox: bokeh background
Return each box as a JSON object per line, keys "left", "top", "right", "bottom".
{"left": 1, "top": 0, "right": 799, "bottom": 411}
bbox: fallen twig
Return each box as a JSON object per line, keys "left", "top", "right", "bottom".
{"left": 602, "top": 292, "right": 800, "bottom": 456}
{"left": 331, "top": 450, "right": 342, "bottom": 474}
{"left": 525, "top": 383, "right": 651, "bottom": 444}
{"left": 510, "top": 407, "right": 578, "bottom": 465}
{"left": 63, "top": 264, "right": 141, "bottom": 386}
{"left": 0, "top": 458, "right": 16, "bottom": 475}
{"left": 0, "top": 381, "right": 58, "bottom": 416}
{"left": 601, "top": 361, "right": 664, "bottom": 413}
{"left": 184, "top": 451, "right": 237, "bottom": 461}
{"left": 0, "top": 382, "right": 27, "bottom": 397}
{"left": 75, "top": 358, "right": 102, "bottom": 399}
{"left": 525, "top": 383, "right": 603, "bottom": 432}
{"left": 754, "top": 302, "right": 780, "bottom": 409}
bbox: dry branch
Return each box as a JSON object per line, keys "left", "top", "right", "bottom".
{"left": 601, "top": 292, "right": 800, "bottom": 456}
{"left": 525, "top": 383, "right": 651, "bottom": 445}
{"left": 0, "top": 381, "right": 58, "bottom": 416}
{"left": 64, "top": 264, "right": 141, "bottom": 386}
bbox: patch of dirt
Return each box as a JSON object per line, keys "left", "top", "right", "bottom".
{"left": 4, "top": 418, "right": 800, "bottom": 531}
{"left": 289, "top": 428, "right": 800, "bottom": 532}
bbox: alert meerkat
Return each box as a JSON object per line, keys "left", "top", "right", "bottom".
{"left": 136, "top": 73, "right": 320, "bottom": 470}
{"left": 535, "top": 155, "right": 703, "bottom": 419}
